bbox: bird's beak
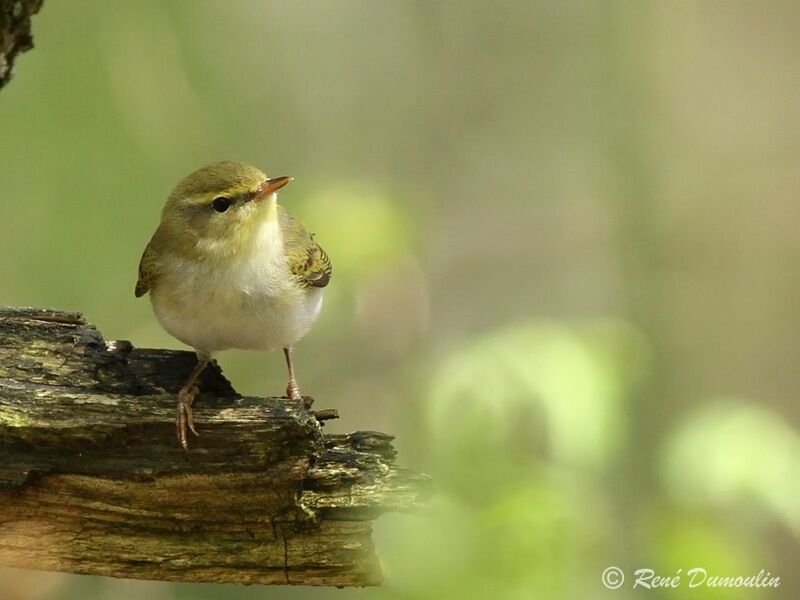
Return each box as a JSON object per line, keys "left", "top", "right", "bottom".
{"left": 256, "top": 176, "right": 293, "bottom": 200}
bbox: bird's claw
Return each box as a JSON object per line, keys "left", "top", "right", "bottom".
{"left": 176, "top": 386, "right": 200, "bottom": 451}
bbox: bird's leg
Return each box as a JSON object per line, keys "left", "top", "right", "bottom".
{"left": 176, "top": 357, "right": 209, "bottom": 451}
{"left": 283, "top": 346, "right": 302, "bottom": 401}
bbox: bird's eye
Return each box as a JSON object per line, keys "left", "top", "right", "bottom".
{"left": 212, "top": 197, "right": 231, "bottom": 213}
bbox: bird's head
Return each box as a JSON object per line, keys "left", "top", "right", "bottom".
{"left": 160, "top": 161, "right": 292, "bottom": 256}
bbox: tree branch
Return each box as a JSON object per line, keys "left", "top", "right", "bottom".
{"left": 0, "top": 307, "right": 431, "bottom": 586}
{"left": 0, "top": 0, "right": 42, "bottom": 89}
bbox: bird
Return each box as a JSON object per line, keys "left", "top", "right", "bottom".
{"left": 135, "top": 161, "right": 331, "bottom": 450}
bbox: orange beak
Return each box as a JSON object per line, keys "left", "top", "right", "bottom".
{"left": 256, "top": 176, "right": 293, "bottom": 199}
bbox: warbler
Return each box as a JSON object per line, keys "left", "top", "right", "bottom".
{"left": 135, "top": 161, "right": 332, "bottom": 450}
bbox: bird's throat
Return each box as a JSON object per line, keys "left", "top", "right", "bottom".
{"left": 262, "top": 193, "right": 279, "bottom": 223}
{"left": 255, "top": 197, "right": 283, "bottom": 255}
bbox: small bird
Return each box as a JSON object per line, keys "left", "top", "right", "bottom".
{"left": 135, "top": 161, "right": 331, "bottom": 450}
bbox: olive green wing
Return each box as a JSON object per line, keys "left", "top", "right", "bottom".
{"left": 135, "top": 231, "right": 162, "bottom": 297}
{"left": 279, "top": 206, "right": 332, "bottom": 288}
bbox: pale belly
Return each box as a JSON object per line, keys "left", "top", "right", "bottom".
{"left": 150, "top": 259, "right": 324, "bottom": 356}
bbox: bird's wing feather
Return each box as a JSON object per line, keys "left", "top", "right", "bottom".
{"left": 279, "top": 205, "right": 332, "bottom": 288}
{"left": 135, "top": 231, "right": 162, "bottom": 297}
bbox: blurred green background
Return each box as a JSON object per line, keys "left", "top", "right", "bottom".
{"left": 2, "top": 1, "right": 799, "bottom": 598}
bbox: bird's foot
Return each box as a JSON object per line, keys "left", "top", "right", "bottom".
{"left": 286, "top": 379, "right": 302, "bottom": 401}
{"left": 176, "top": 385, "right": 200, "bottom": 451}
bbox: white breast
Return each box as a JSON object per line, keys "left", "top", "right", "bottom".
{"left": 150, "top": 212, "right": 324, "bottom": 356}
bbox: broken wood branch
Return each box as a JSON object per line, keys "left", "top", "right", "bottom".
{"left": 0, "top": 307, "right": 431, "bottom": 586}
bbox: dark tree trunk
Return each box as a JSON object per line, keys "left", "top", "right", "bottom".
{"left": 0, "top": 0, "right": 42, "bottom": 89}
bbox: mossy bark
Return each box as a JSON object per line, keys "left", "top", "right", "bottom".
{"left": 0, "top": 308, "right": 431, "bottom": 586}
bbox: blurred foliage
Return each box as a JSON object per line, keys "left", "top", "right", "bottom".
{"left": 648, "top": 512, "right": 766, "bottom": 600}
{"left": 662, "top": 401, "right": 800, "bottom": 537}
{"left": 1, "top": 1, "right": 800, "bottom": 599}
{"left": 427, "top": 320, "right": 648, "bottom": 477}
{"left": 303, "top": 182, "right": 414, "bottom": 280}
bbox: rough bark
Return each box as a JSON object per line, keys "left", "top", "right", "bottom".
{"left": 0, "top": 0, "right": 42, "bottom": 89}
{"left": 0, "top": 307, "right": 431, "bottom": 586}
